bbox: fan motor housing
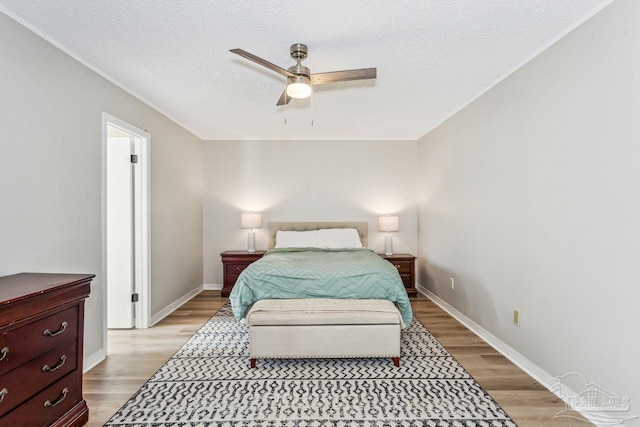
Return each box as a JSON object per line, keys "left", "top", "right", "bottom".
{"left": 290, "top": 43, "right": 308, "bottom": 60}
{"left": 287, "top": 64, "right": 310, "bottom": 77}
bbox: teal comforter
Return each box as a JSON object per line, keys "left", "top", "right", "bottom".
{"left": 229, "top": 248, "right": 413, "bottom": 327}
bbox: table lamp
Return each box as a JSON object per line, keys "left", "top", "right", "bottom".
{"left": 241, "top": 212, "right": 262, "bottom": 253}
{"left": 378, "top": 215, "right": 399, "bottom": 256}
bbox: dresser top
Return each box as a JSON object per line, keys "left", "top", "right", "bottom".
{"left": 0, "top": 273, "right": 95, "bottom": 306}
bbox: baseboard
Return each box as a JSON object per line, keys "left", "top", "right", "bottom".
{"left": 150, "top": 285, "right": 204, "bottom": 326}
{"left": 416, "top": 284, "right": 620, "bottom": 427}
{"left": 83, "top": 347, "right": 107, "bottom": 373}
{"left": 204, "top": 283, "right": 222, "bottom": 291}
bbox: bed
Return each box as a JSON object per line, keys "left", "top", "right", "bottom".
{"left": 228, "top": 221, "right": 413, "bottom": 366}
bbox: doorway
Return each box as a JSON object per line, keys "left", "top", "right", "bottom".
{"left": 102, "top": 113, "right": 150, "bottom": 335}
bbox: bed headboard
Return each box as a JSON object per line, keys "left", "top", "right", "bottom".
{"left": 268, "top": 221, "right": 368, "bottom": 249}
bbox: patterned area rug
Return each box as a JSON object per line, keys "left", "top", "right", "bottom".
{"left": 105, "top": 304, "right": 516, "bottom": 426}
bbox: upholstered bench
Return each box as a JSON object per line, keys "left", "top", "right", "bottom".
{"left": 245, "top": 298, "right": 402, "bottom": 368}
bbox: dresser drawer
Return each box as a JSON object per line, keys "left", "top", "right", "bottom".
{"left": 0, "top": 339, "right": 77, "bottom": 417}
{"left": 0, "top": 371, "right": 81, "bottom": 426}
{"left": 0, "top": 273, "right": 92, "bottom": 427}
{"left": 0, "top": 306, "right": 78, "bottom": 376}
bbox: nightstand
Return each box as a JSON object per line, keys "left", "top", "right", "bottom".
{"left": 220, "top": 251, "right": 265, "bottom": 297}
{"left": 379, "top": 253, "right": 417, "bottom": 297}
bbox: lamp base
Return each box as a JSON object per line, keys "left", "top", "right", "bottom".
{"left": 384, "top": 234, "right": 393, "bottom": 256}
{"left": 247, "top": 231, "right": 256, "bottom": 253}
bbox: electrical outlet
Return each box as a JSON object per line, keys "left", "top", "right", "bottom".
{"left": 513, "top": 309, "right": 520, "bottom": 326}
{"left": 449, "top": 277, "right": 455, "bottom": 290}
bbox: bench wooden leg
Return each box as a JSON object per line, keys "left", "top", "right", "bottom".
{"left": 250, "top": 358, "right": 256, "bottom": 368}
{"left": 393, "top": 357, "right": 400, "bottom": 367}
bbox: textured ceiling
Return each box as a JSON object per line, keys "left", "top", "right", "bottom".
{"left": 0, "top": 0, "right": 612, "bottom": 140}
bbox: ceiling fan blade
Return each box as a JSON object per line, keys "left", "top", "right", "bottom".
{"left": 230, "top": 48, "right": 296, "bottom": 78}
{"left": 310, "top": 68, "right": 377, "bottom": 85}
{"left": 276, "top": 89, "right": 292, "bottom": 106}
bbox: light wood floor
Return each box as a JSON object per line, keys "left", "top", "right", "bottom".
{"left": 83, "top": 292, "right": 590, "bottom": 426}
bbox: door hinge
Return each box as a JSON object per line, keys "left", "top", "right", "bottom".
{"left": 131, "top": 293, "right": 139, "bottom": 303}
{"left": 130, "top": 154, "right": 138, "bottom": 163}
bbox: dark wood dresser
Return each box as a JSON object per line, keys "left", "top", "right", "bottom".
{"left": 0, "top": 273, "right": 93, "bottom": 427}
{"left": 220, "top": 251, "right": 265, "bottom": 297}
{"left": 379, "top": 254, "right": 417, "bottom": 297}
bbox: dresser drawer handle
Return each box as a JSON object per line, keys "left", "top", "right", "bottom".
{"left": 42, "top": 355, "right": 67, "bottom": 372}
{"left": 0, "top": 347, "right": 8, "bottom": 362}
{"left": 44, "top": 387, "right": 68, "bottom": 408}
{"left": 0, "top": 388, "right": 7, "bottom": 403}
{"left": 394, "top": 264, "right": 402, "bottom": 270}
{"left": 43, "top": 321, "right": 68, "bottom": 337}
{"left": 236, "top": 266, "right": 245, "bottom": 272}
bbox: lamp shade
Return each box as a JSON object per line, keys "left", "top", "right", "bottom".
{"left": 378, "top": 216, "right": 399, "bottom": 232}
{"left": 241, "top": 212, "right": 262, "bottom": 229}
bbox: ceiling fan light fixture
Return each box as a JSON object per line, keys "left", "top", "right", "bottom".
{"left": 230, "top": 44, "right": 376, "bottom": 106}
{"left": 286, "top": 75, "right": 312, "bottom": 99}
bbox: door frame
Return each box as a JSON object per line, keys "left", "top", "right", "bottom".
{"left": 101, "top": 112, "right": 151, "bottom": 342}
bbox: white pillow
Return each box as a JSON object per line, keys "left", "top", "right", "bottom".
{"left": 317, "top": 228, "right": 363, "bottom": 249}
{"left": 275, "top": 230, "right": 319, "bottom": 248}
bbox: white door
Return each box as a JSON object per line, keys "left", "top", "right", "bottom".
{"left": 106, "top": 132, "right": 135, "bottom": 328}
{"left": 103, "top": 113, "right": 150, "bottom": 335}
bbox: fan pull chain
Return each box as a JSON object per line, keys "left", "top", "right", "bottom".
{"left": 284, "top": 86, "right": 288, "bottom": 125}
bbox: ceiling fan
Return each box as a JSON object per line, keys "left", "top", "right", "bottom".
{"left": 230, "top": 43, "right": 377, "bottom": 106}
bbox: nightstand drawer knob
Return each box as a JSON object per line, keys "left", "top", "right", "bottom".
{"left": 43, "top": 321, "right": 68, "bottom": 337}
{"left": 236, "top": 266, "right": 245, "bottom": 272}
{"left": 0, "top": 388, "right": 7, "bottom": 403}
{"left": 0, "top": 347, "right": 8, "bottom": 362}
{"left": 394, "top": 264, "right": 401, "bottom": 270}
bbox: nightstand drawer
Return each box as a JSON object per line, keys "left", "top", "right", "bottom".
{"left": 225, "top": 264, "right": 250, "bottom": 284}
{"left": 220, "top": 251, "right": 266, "bottom": 297}
{"left": 378, "top": 253, "right": 416, "bottom": 297}
{"left": 399, "top": 274, "right": 412, "bottom": 289}
{"left": 389, "top": 261, "right": 412, "bottom": 275}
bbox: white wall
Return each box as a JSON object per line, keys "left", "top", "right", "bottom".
{"left": 203, "top": 140, "right": 417, "bottom": 285}
{"left": 0, "top": 12, "right": 203, "bottom": 362}
{"left": 417, "top": 0, "right": 640, "bottom": 421}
